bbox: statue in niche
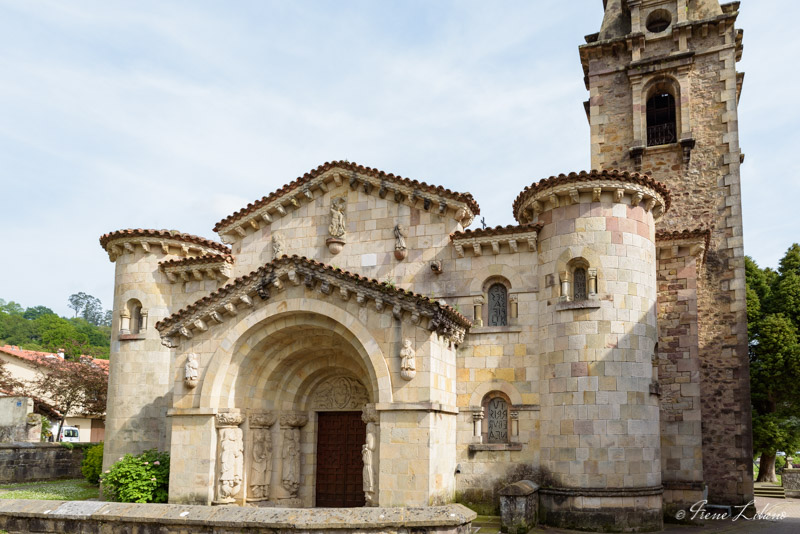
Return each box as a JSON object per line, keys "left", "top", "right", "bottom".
{"left": 400, "top": 339, "right": 416, "bottom": 381}
{"left": 249, "top": 427, "right": 272, "bottom": 499}
{"left": 394, "top": 224, "right": 408, "bottom": 260}
{"left": 328, "top": 197, "right": 347, "bottom": 239}
{"left": 217, "top": 426, "right": 243, "bottom": 502}
{"left": 272, "top": 232, "right": 286, "bottom": 259}
{"left": 281, "top": 427, "right": 301, "bottom": 495}
{"left": 184, "top": 353, "right": 199, "bottom": 389}
{"left": 362, "top": 428, "right": 375, "bottom": 504}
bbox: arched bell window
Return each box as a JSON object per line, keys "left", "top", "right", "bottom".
{"left": 487, "top": 283, "right": 508, "bottom": 327}
{"left": 646, "top": 92, "right": 677, "bottom": 146}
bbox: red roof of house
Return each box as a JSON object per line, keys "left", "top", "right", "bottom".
{"left": 0, "top": 345, "right": 109, "bottom": 372}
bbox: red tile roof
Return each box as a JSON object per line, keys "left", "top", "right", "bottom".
{"left": 512, "top": 169, "right": 671, "bottom": 222}
{"left": 212, "top": 160, "right": 481, "bottom": 233}
{"left": 451, "top": 223, "right": 544, "bottom": 241}
{"left": 0, "top": 345, "right": 109, "bottom": 373}
{"left": 99, "top": 229, "right": 230, "bottom": 254}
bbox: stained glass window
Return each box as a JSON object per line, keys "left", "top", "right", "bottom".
{"left": 487, "top": 397, "right": 508, "bottom": 443}
{"left": 574, "top": 268, "right": 587, "bottom": 301}
{"left": 488, "top": 284, "right": 507, "bottom": 326}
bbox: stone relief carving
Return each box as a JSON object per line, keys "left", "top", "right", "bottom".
{"left": 312, "top": 376, "right": 369, "bottom": 410}
{"left": 184, "top": 353, "right": 199, "bottom": 389}
{"left": 215, "top": 417, "right": 244, "bottom": 504}
{"left": 326, "top": 197, "right": 347, "bottom": 254}
{"left": 272, "top": 233, "right": 286, "bottom": 259}
{"left": 362, "top": 405, "right": 379, "bottom": 506}
{"left": 248, "top": 413, "right": 276, "bottom": 501}
{"left": 400, "top": 339, "right": 416, "bottom": 381}
{"left": 279, "top": 412, "right": 308, "bottom": 497}
{"left": 393, "top": 224, "right": 408, "bottom": 260}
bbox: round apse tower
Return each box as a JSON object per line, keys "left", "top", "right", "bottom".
{"left": 514, "top": 170, "right": 671, "bottom": 532}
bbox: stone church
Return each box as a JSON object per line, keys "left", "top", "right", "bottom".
{"left": 99, "top": 1, "right": 752, "bottom": 531}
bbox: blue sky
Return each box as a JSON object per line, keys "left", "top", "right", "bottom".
{"left": 0, "top": 0, "right": 796, "bottom": 317}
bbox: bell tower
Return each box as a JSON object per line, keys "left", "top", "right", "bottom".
{"left": 580, "top": 0, "right": 752, "bottom": 511}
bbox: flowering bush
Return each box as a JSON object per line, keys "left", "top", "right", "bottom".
{"left": 100, "top": 449, "right": 169, "bottom": 503}
{"left": 81, "top": 442, "right": 104, "bottom": 484}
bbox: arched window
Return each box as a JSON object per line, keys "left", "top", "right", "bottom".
{"left": 573, "top": 268, "right": 587, "bottom": 301}
{"left": 486, "top": 397, "right": 509, "bottom": 443}
{"left": 487, "top": 284, "right": 508, "bottom": 327}
{"left": 130, "top": 304, "right": 143, "bottom": 334}
{"left": 646, "top": 92, "right": 677, "bottom": 146}
{"left": 121, "top": 298, "right": 146, "bottom": 336}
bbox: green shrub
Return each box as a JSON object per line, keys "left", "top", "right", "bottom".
{"left": 81, "top": 442, "right": 104, "bottom": 484}
{"left": 100, "top": 449, "right": 169, "bottom": 503}
{"left": 776, "top": 455, "right": 787, "bottom": 472}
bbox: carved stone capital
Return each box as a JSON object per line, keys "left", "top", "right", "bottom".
{"left": 362, "top": 404, "right": 379, "bottom": 424}
{"left": 249, "top": 412, "right": 277, "bottom": 428}
{"left": 279, "top": 411, "right": 309, "bottom": 428}
{"left": 216, "top": 412, "right": 243, "bottom": 427}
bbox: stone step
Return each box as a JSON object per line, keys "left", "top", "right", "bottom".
{"left": 753, "top": 485, "right": 785, "bottom": 498}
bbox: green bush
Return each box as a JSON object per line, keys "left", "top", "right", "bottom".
{"left": 81, "top": 442, "right": 104, "bottom": 484}
{"left": 777, "top": 455, "right": 787, "bottom": 472}
{"left": 100, "top": 449, "right": 169, "bottom": 503}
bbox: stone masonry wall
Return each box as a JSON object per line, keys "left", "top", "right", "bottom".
{"left": 0, "top": 443, "right": 85, "bottom": 483}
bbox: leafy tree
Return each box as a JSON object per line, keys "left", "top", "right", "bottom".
{"left": 67, "top": 293, "right": 107, "bottom": 326}
{"left": 0, "top": 300, "right": 24, "bottom": 315}
{"left": 748, "top": 245, "right": 800, "bottom": 482}
{"left": 28, "top": 355, "right": 108, "bottom": 441}
{"left": 0, "top": 359, "right": 24, "bottom": 393}
{"left": 22, "top": 306, "right": 55, "bottom": 321}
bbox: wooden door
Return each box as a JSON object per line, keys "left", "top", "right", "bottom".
{"left": 315, "top": 411, "right": 366, "bottom": 507}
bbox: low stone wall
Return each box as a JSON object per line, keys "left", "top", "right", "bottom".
{"left": 784, "top": 469, "right": 800, "bottom": 498}
{"left": 0, "top": 443, "right": 85, "bottom": 483}
{"left": 0, "top": 500, "right": 475, "bottom": 534}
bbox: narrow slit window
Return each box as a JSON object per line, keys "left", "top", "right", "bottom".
{"left": 488, "top": 284, "right": 508, "bottom": 326}
{"left": 646, "top": 93, "right": 677, "bottom": 146}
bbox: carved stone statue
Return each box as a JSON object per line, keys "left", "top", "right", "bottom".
{"left": 184, "top": 353, "right": 199, "bottom": 389}
{"left": 250, "top": 427, "right": 272, "bottom": 499}
{"left": 328, "top": 197, "right": 347, "bottom": 239}
{"left": 279, "top": 412, "right": 308, "bottom": 498}
{"left": 272, "top": 233, "right": 285, "bottom": 259}
{"left": 400, "top": 339, "right": 416, "bottom": 381}
{"left": 361, "top": 406, "right": 379, "bottom": 506}
{"left": 217, "top": 426, "right": 243, "bottom": 503}
{"left": 326, "top": 197, "right": 347, "bottom": 254}
{"left": 394, "top": 224, "right": 408, "bottom": 260}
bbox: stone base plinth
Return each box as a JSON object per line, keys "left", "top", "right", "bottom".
{"left": 539, "top": 487, "right": 663, "bottom": 532}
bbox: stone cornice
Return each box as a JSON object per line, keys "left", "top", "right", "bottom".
{"left": 450, "top": 224, "right": 543, "bottom": 257}
{"left": 656, "top": 228, "right": 711, "bottom": 264}
{"left": 159, "top": 254, "right": 234, "bottom": 283}
{"left": 156, "top": 255, "right": 471, "bottom": 348}
{"left": 513, "top": 170, "right": 670, "bottom": 224}
{"left": 213, "top": 161, "right": 480, "bottom": 244}
{"left": 99, "top": 229, "right": 230, "bottom": 263}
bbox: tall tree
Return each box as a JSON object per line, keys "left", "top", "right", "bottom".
{"left": 748, "top": 245, "right": 800, "bottom": 483}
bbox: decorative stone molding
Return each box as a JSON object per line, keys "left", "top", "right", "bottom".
{"left": 451, "top": 224, "right": 542, "bottom": 258}
{"left": 156, "top": 255, "right": 471, "bottom": 348}
{"left": 399, "top": 339, "right": 416, "bottom": 381}
{"left": 312, "top": 376, "right": 369, "bottom": 410}
{"left": 184, "top": 353, "right": 199, "bottom": 389}
{"left": 216, "top": 412, "right": 244, "bottom": 427}
{"left": 213, "top": 161, "right": 480, "bottom": 243}
{"left": 656, "top": 228, "right": 711, "bottom": 265}
{"left": 512, "top": 170, "right": 670, "bottom": 224}
{"left": 249, "top": 412, "right": 277, "bottom": 429}
{"left": 160, "top": 254, "right": 234, "bottom": 284}
{"left": 99, "top": 229, "right": 229, "bottom": 263}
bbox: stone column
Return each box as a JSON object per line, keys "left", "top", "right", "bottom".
{"left": 247, "top": 412, "right": 276, "bottom": 502}
{"left": 214, "top": 412, "right": 244, "bottom": 504}
{"left": 473, "top": 296, "right": 484, "bottom": 327}
{"left": 119, "top": 309, "right": 130, "bottom": 335}
{"left": 588, "top": 269, "right": 597, "bottom": 296}
{"left": 472, "top": 409, "right": 484, "bottom": 440}
{"left": 278, "top": 411, "right": 308, "bottom": 507}
{"left": 362, "top": 405, "right": 380, "bottom": 506}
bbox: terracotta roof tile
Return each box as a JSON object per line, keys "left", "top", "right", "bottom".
{"left": 512, "top": 169, "right": 671, "bottom": 222}
{"left": 213, "top": 160, "right": 481, "bottom": 232}
{"left": 156, "top": 254, "right": 472, "bottom": 332}
{"left": 99, "top": 229, "right": 230, "bottom": 254}
{"left": 0, "top": 345, "right": 109, "bottom": 372}
{"left": 451, "top": 223, "right": 544, "bottom": 241}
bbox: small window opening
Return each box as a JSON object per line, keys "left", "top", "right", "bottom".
{"left": 574, "top": 268, "right": 588, "bottom": 301}
{"left": 647, "top": 93, "right": 677, "bottom": 146}
{"left": 130, "top": 305, "right": 143, "bottom": 334}
{"left": 487, "top": 284, "right": 508, "bottom": 327}
{"left": 646, "top": 9, "right": 672, "bottom": 33}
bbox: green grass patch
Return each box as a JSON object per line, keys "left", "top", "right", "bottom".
{"left": 0, "top": 478, "right": 98, "bottom": 501}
